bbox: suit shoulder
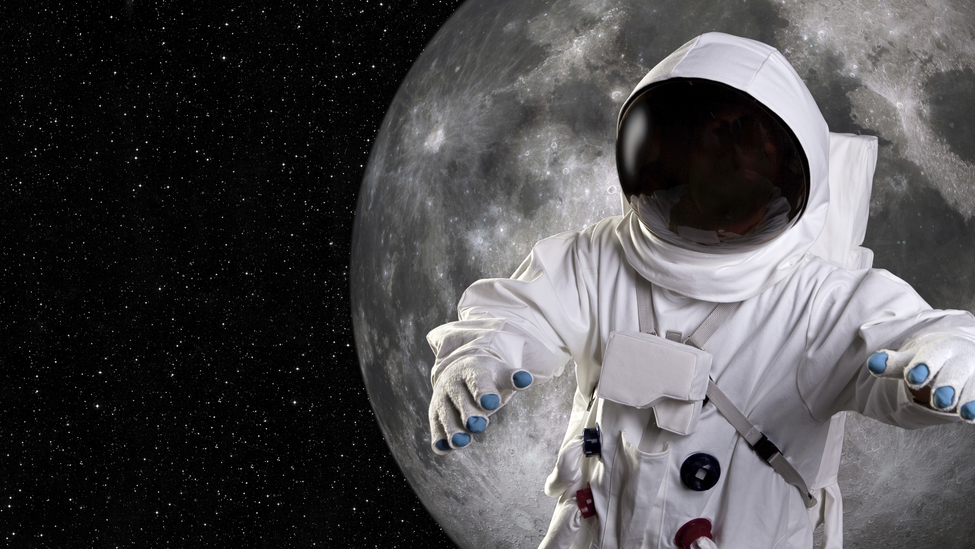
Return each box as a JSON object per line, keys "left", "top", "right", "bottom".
{"left": 798, "top": 255, "right": 927, "bottom": 312}
{"left": 533, "top": 215, "right": 624, "bottom": 254}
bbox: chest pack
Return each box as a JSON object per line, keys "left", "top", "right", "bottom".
{"left": 596, "top": 275, "right": 817, "bottom": 508}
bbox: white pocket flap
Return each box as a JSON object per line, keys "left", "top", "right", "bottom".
{"left": 598, "top": 331, "right": 712, "bottom": 408}
{"left": 653, "top": 399, "right": 702, "bottom": 435}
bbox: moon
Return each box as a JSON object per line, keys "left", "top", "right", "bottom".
{"left": 351, "top": 0, "right": 975, "bottom": 547}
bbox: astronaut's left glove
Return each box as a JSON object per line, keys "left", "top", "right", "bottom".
{"left": 867, "top": 333, "right": 975, "bottom": 421}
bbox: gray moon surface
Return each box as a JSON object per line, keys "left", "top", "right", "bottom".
{"left": 350, "top": 0, "right": 975, "bottom": 547}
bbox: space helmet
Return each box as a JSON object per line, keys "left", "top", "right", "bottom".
{"left": 616, "top": 78, "right": 809, "bottom": 252}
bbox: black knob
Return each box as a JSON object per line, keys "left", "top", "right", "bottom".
{"left": 583, "top": 424, "right": 601, "bottom": 457}
{"left": 680, "top": 452, "right": 721, "bottom": 491}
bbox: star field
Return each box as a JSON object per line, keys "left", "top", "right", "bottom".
{"left": 330, "top": 2, "right": 467, "bottom": 546}
{"left": 1, "top": 1, "right": 459, "bottom": 546}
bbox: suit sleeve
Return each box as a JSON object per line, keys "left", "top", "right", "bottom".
{"left": 426, "top": 228, "right": 599, "bottom": 388}
{"left": 799, "top": 267, "right": 975, "bottom": 427}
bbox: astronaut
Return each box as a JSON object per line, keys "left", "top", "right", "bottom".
{"left": 425, "top": 33, "right": 975, "bottom": 548}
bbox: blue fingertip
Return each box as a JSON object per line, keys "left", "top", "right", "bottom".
{"left": 907, "top": 364, "right": 930, "bottom": 385}
{"left": 480, "top": 394, "right": 500, "bottom": 411}
{"left": 867, "top": 352, "right": 888, "bottom": 374}
{"left": 452, "top": 433, "right": 471, "bottom": 447}
{"left": 466, "top": 416, "right": 487, "bottom": 434}
{"left": 435, "top": 439, "right": 451, "bottom": 452}
{"left": 513, "top": 371, "right": 533, "bottom": 389}
{"left": 933, "top": 386, "right": 956, "bottom": 409}
{"left": 961, "top": 402, "right": 975, "bottom": 421}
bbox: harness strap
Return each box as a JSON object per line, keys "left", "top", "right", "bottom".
{"left": 634, "top": 275, "right": 817, "bottom": 508}
{"left": 686, "top": 302, "right": 739, "bottom": 350}
{"left": 636, "top": 275, "right": 657, "bottom": 335}
{"left": 705, "top": 380, "right": 817, "bottom": 508}
{"left": 635, "top": 275, "right": 738, "bottom": 347}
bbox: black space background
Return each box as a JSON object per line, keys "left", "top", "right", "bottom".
{"left": 2, "top": 1, "right": 463, "bottom": 547}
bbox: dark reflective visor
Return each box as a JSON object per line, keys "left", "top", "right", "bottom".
{"left": 616, "top": 79, "right": 808, "bottom": 250}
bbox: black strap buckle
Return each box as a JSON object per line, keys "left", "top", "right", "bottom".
{"left": 752, "top": 434, "right": 780, "bottom": 463}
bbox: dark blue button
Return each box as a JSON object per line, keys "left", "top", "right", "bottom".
{"left": 583, "top": 424, "right": 601, "bottom": 457}
{"left": 680, "top": 453, "right": 720, "bottom": 491}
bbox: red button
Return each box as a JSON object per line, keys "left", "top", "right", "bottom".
{"left": 576, "top": 484, "right": 596, "bottom": 518}
{"left": 674, "top": 518, "right": 712, "bottom": 549}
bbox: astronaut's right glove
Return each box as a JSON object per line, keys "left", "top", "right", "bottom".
{"left": 867, "top": 332, "right": 975, "bottom": 421}
{"left": 428, "top": 355, "right": 534, "bottom": 454}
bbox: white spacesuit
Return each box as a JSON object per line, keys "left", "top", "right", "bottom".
{"left": 426, "top": 33, "right": 975, "bottom": 548}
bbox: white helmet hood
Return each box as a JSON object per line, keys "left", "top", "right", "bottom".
{"left": 615, "top": 33, "right": 830, "bottom": 302}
